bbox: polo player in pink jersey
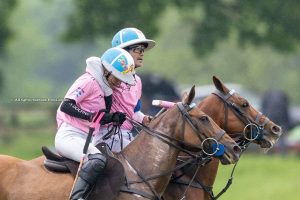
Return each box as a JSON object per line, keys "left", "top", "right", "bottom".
{"left": 96, "top": 28, "right": 156, "bottom": 152}
{"left": 55, "top": 47, "right": 135, "bottom": 200}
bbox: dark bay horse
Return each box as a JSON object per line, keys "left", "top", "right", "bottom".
{"left": 163, "top": 76, "right": 282, "bottom": 200}
{"left": 0, "top": 86, "right": 241, "bottom": 200}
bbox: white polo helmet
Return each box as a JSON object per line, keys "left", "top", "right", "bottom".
{"left": 111, "top": 28, "right": 156, "bottom": 50}
{"left": 101, "top": 47, "right": 135, "bottom": 86}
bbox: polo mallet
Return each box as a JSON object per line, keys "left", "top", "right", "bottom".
{"left": 152, "top": 100, "right": 175, "bottom": 119}
{"left": 152, "top": 100, "right": 175, "bottom": 109}
{"left": 69, "top": 111, "right": 105, "bottom": 199}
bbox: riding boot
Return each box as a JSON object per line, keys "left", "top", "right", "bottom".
{"left": 70, "top": 153, "right": 107, "bottom": 200}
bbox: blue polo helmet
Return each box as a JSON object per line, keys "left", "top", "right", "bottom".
{"left": 101, "top": 47, "right": 135, "bottom": 85}
{"left": 111, "top": 28, "right": 156, "bottom": 50}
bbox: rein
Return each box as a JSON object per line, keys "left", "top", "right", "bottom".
{"left": 102, "top": 124, "right": 124, "bottom": 150}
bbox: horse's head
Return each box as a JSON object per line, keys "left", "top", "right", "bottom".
{"left": 200, "top": 76, "right": 282, "bottom": 149}
{"left": 167, "top": 86, "right": 241, "bottom": 164}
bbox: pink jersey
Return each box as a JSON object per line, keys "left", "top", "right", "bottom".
{"left": 111, "top": 75, "right": 143, "bottom": 130}
{"left": 56, "top": 73, "right": 106, "bottom": 134}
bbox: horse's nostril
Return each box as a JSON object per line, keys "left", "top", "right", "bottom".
{"left": 271, "top": 125, "right": 282, "bottom": 135}
{"left": 233, "top": 145, "right": 242, "bottom": 154}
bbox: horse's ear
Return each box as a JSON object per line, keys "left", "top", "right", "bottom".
{"left": 182, "top": 92, "right": 188, "bottom": 101}
{"left": 213, "top": 76, "right": 229, "bottom": 94}
{"left": 182, "top": 85, "right": 195, "bottom": 105}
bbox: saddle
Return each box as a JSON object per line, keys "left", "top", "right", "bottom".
{"left": 42, "top": 143, "right": 124, "bottom": 200}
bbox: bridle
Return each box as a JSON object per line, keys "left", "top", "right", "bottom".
{"left": 169, "top": 90, "right": 271, "bottom": 200}
{"left": 192, "top": 89, "right": 271, "bottom": 200}
{"left": 213, "top": 89, "right": 270, "bottom": 150}
{"left": 119, "top": 102, "right": 226, "bottom": 200}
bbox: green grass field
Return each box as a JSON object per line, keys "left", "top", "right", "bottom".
{"left": 213, "top": 154, "right": 300, "bottom": 200}
{"left": 0, "top": 107, "right": 56, "bottom": 159}
{"left": 0, "top": 126, "right": 55, "bottom": 159}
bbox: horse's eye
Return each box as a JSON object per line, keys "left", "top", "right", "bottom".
{"left": 200, "top": 116, "right": 209, "bottom": 122}
{"left": 242, "top": 102, "right": 249, "bottom": 108}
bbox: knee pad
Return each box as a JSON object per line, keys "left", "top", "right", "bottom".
{"left": 79, "top": 153, "right": 107, "bottom": 185}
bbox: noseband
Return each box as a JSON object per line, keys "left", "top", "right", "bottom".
{"left": 213, "top": 89, "right": 270, "bottom": 149}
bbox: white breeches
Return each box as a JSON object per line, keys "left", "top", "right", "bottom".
{"left": 55, "top": 122, "right": 101, "bottom": 162}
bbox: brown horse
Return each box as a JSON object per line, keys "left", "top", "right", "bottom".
{"left": 0, "top": 86, "right": 241, "bottom": 200}
{"left": 163, "top": 76, "right": 282, "bottom": 200}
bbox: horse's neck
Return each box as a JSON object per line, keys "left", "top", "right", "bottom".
{"left": 121, "top": 116, "right": 181, "bottom": 194}
{"left": 198, "top": 158, "right": 220, "bottom": 185}
{"left": 123, "top": 132, "right": 180, "bottom": 170}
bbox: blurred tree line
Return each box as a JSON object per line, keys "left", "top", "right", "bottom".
{"left": 0, "top": 0, "right": 17, "bottom": 53}
{"left": 64, "top": 0, "right": 300, "bottom": 55}
{"left": 0, "top": 0, "right": 17, "bottom": 94}
{"left": 0, "top": 0, "right": 300, "bottom": 104}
